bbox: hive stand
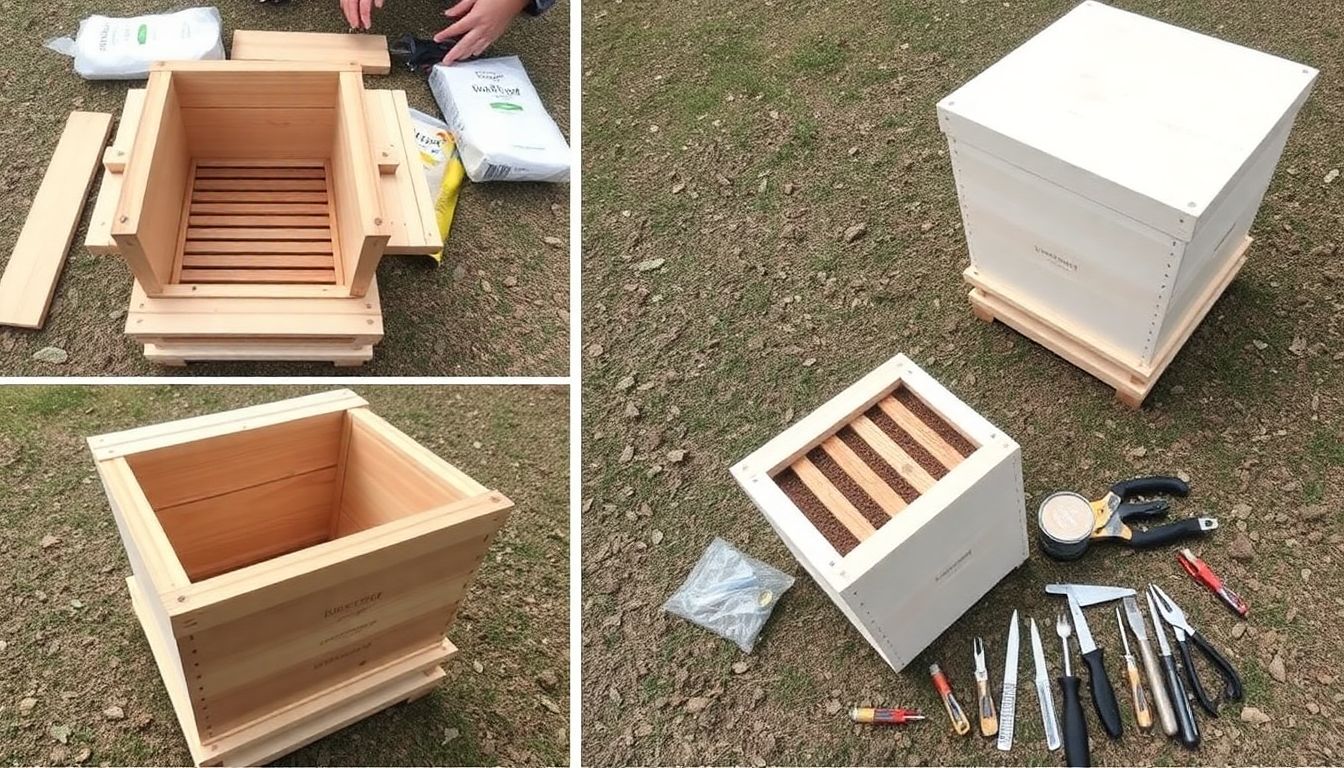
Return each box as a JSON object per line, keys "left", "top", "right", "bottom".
{"left": 85, "top": 61, "right": 441, "bottom": 365}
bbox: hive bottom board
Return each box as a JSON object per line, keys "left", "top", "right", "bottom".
{"left": 965, "top": 236, "right": 1251, "bottom": 408}
{"left": 128, "top": 577, "right": 453, "bottom": 767}
{"left": 125, "top": 279, "right": 384, "bottom": 367}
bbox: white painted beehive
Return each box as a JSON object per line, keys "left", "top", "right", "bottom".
{"left": 731, "top": 355, "right": 1027, "bottom": 671}
{"left": 938, "top": 1, "right": 1317, "bottom": 404}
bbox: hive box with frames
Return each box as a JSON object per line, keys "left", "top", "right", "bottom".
{"left": 87, "top": 390, "right": 510, "bottom": 766}
{"left": 731, "top": 355, "right": 1027, "bottom": 671}
{"left": 85, "top": 60, "right": 441, "bottom": 365}
{"left": 939, "top": 1, "right": 1317, "bottom": 406}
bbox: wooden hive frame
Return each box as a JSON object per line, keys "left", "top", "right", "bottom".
{"left": 732, "top": 355, "right": 1027, "bottom": 671}
{"left": 88, "top": 390, "right": 512, "bottom": 766}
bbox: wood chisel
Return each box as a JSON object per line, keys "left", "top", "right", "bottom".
{"left": 1147, "top": 589, "right": 1200, "bottom": 749}
{"left": 1122, "top": 596, "right": 1174, "bottom": 736}
{"left": 997, "top": 610, "right": 1020, "bottom": 752}
{"left": 1030, "top": 617, "right": 1062, "bottom": 751}
{"left": 973, "top": 638, "right": 998, "bottom": 738}
{"left": 1064, "top": 592, "right": 1123, "bottom": 738}
{"left": 1115, "top": 606, "right": 1153, "bottom": 731}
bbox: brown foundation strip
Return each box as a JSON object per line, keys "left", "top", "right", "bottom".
{"left": 894, "top": 387, "right": 977, "bottom": 457}
{"left": 836, "top": 426, "right": 918, "bottom": 503}
{"left": 777, "top": 468, "right": 861, "bottom": 555}
{"left": 791, "top": 457, "right": 877, "bottom": 542}
{"left": 849, "top": 415, "right": 938, "bottom": 492}
{"left": 807, "top": 446, "right": 891, "bottom": 529}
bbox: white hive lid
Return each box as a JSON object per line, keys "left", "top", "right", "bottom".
{"left": 937, "top": 1, "right": 1317, "bottom": 240}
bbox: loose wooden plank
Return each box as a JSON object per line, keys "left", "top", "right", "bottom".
{"left": 875, "top": 396, "right": 967, "bottom": 470}
{"left": 791, "top": 456, "right": 877, "bottom": 541}
{"left": 189, "top": 215, "right": 332, "bottom": 228}
{"left": 192, "top": 191, "right": 328, "bottom": 203}
{"left": 0, "top": 111, "right": 113, "bottom": 328}
{"left": 182, "top": 254, "right": 336, "bottom": 269}
{"left": 231, "top": 30, "right": 392, "bottom": 75}
{"left": 190, "top": 203, "right": 330, "bottom": 216}
{"left": 184, "top": 240, "right": 332, "bottom": 254}
{"left": 849, "top": 416, "right": 938, "bottom": 493}
{"left": 179, "top": 268, "right": 336, "bottom": 284}
{"left": 194, "top": 179, "right": 328, "bottom": 192}
{"left": 186, "top": 227, "right": 333, "bottom": 241}
{"left": 819, "top": 435, "right": 907, "bottom": 517}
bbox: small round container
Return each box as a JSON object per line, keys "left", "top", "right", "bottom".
{"left": 1037, "top": 491, "right": 1096, "bottom": 560}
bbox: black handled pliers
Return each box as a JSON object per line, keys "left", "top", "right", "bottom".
{"left": 1149, "top": 583, "right": 1244, "bottom": 716}
{"left": 1091, "top": 476, "right": 1218, "bottom": 548}
{"left": 389, "top": 33, "right": 473, "bottom": 72}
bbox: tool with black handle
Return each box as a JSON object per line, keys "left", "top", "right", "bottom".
{"left": 1147, "top": 588, "right": 1200, "bottom": 749}
{"left": 1065, "top": 592, "right": 1123, "bottom": 738}
{"left": 1038, "top": 476, "right": 1217, "bottom": 560}
{"left": 1123, "top": 595, "right": 1177, "bottom": 737}
{"left": 1149, "top": 584, "right": 1244, "bottom": 716}
{"left": 1055, "top": 611, "right": 1090, "bottom": 768}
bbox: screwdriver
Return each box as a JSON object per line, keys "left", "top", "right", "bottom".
{"left": 850, "top": 707, "right": 927, "bottom": 725}
{"left": 929, "top": 664, "right": 971, "bottom": 735}
{"left": 1115, "top": 607, "right": 1153, "bottom": 731}
{"left": 1177, "top": 549, "right": 1248, "bottom": 618}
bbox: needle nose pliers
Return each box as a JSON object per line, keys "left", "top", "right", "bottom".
{"left": 1148, "top": 584, "right": 1244, "bottom": 716}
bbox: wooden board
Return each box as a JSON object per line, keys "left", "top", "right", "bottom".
{"left": 231, "top": 30, "right": 391, "bottom": 75}
{"left": 365, "top": 90, "right": 443, "bottom": 256}
{"left": 87, "top": 89, "right": 147, "bottom": 255}
{"left": 0, "top": 111, "right": 113, "bottom": 328}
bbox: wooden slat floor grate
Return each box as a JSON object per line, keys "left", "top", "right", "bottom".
{"left": 774, "top": 386, "right": 980, "bottom": 555}
{"left": 177, "top": 161, "right": 339, "bottom": 285}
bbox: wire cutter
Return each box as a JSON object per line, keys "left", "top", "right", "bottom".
{"left": 1148, "top": 584, "right": 1244, "bottom": 716}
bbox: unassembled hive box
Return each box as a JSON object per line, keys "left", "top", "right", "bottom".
{"left": 731, "top": 355, "right": 1027, "bottom": 671}
{"left": 938, "top": 1, "right": 1317, "bottom": 407}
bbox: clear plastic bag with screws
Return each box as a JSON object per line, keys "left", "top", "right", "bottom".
{"left": 662, "top": 537, "right": 795, "bottom": 653}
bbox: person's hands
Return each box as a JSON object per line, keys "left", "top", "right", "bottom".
{"left": 434, "top": 0, "right": 531, "bottom": 64}
{"left": 340, "top": 0, "right": 385, "bottom": 30}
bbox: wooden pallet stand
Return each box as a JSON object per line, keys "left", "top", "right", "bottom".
{"left": 731, "top": 354, "right": 1027, "bottom": 672}
{"left": 938, "top": 1, "right": 1317, "bottom": 406}
{"left": 84, "top": 61, "right": 440, "bottom": 365}
{"left": 88, "top": 390, "right": 511, "bottom": 765}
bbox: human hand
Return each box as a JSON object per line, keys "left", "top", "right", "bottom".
{"left": 434, "top": 0, "right": 531, "bottom": 64}
{"left": 340, "top": 0, "right": 385, "bottom": 30}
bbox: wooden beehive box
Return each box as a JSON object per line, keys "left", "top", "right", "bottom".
{"left": 88, "top": 390, "right": 512, "bottom": 766}
{"left": 938, "top": 1, "right": 1318, "bottom": 407}
{"left": 731, "top": 355, "right": 1027, "bottom": 672}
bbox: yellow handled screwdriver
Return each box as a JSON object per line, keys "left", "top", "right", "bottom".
{"left": 1115, "top": 606, "right": 1153, "bottom": 731}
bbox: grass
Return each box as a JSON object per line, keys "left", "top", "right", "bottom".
{"left": 581, "top": 0, "right": 1344, "bottom": 765}
{"left": 0, "top": 0, "right": 569, "bottom": 376}
{"left": 0, "top": 385, "right": 569, "bottom": 766}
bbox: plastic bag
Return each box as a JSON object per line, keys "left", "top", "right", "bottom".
{"left": 45, "top": 8, "right": 224, "bottom": 80}
{"left": 406, "top": 108, "right": 466, "bottom": 262}
{"left": 427, "top": 56, "right": 570, "bottom": 183}
{"left": 662, "top": 538, "right": 795, "bottom": 653}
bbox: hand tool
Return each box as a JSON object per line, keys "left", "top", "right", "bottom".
{"left": 997, "top": 610, "right": 1020, "bottom": 752}
{"left": 972, "top": 638, "right": 999, "bottom": 738}
{"left": 850, "top": 707, "right": 926, "bottom": 724}
{"left": 388, "top": 33, "right": 468, "bottom": 72}
{"left": 1148, "top": 584, "right": 1244, "bottom": 716}
{"left": 1177, "top": 549, "right": 1248, "bottom": 618}
{"left": 1037, "top": 476, "right": 1217, "bottom": 560}
{"left": 1055, "top": 611, "right": 1090, "bottom": 768}
{"left": 1123, "top": 595, "right": 1177, "bottom": 737}
{"left": 1147, "top": 588, "right": 1200, "bottom": 749}
{"left": 1030, "top": 617, "right": 1062, "bottom": 751}
{"left": 1046, "top": 586, "right": 1124, "bottom": 737}
{"left": 1045, "top": 583, "right": 1135, "bottom": 604}
{"left": 929, "top": 663, "right": 971, "bottom": 735}
{"left": 1115, "top": 606, "right": 1153, "bottom": 731}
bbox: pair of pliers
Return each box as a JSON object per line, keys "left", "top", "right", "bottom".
{"left": 388, "top": 33, "right": 471, "bottom": 72}
{"left": 1148, "top": 584, "right": 1244, "bottom": 716}
{"left": 1091, "top": 476, "right": 1218, "bottom": 548}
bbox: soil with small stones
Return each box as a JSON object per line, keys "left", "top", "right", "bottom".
{"left": 0, "top": 0, "right": 569, "bottom": 376}
{"left": 580, "top": 0, "right": 1344, "bottom": 765}
{"left": 0, "top": 386, "right": 569, "bottom": 766}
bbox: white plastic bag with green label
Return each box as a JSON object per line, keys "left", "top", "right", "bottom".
{"left": 428, "top": 56, "right": 570, "bottom": 183}
{"left": 45, "top": 8, "right": 224, "bottom": 81}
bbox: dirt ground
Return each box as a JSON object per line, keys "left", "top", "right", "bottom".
{"left": 580, "top": 0, "right": 1343, "bottom": 765}
{"left": 0, "top": 385, "right": 569, "bottom": 765}
{"left": 0, "top": 0, "right": 569, "bottom": 376}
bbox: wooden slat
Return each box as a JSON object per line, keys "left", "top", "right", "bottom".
{"left": 196, "top": 159, "right": 327, "bottom": 168}
{"left": 189, "top": 215, "right": 332, "bottom": 227}
{"left": 182, "top": 254, "right": 336, "bottom": 269}
{"left": 194, "top": 167, "right": 327, "bottom": 179}
{"left": 194, "top": 179, "right": 327, "bottom": 192}
{"left": 187, "top": 227, "right": 332, "bottom": 241}
{"left": 231, "top": 30, "right": 392, "bottom": 75}
{"left": 0, "top": 111, "right": 114, "bottom": 328}
{"left": 849, "top": 416, "right": 938, "bottom": 493}
{"left": 819, "top": 436, "right": 907, "bottom": 516}
{"left": 191, "top": 203, "right": 330, "bottom": 215}
{"left": 876, "top": 396, "right": 968, "bottom": 469}
{"left": 791, "top": 457, "right": 877, "bottom": 541}
{"left": 192, "top": 191, "right": 328, "bottom": 203}
{"left": 179, "top": 268, "right": 336, "bottom": 284}
{"left": 184, "top": 240, "right": 332, "bottom": 254}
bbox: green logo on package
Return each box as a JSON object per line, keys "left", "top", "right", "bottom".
{"left": 489, "top": 102, "right": 523, "bottom": 112}
{"left": 137, "top": 25, "right": 147, "bottom": 44}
